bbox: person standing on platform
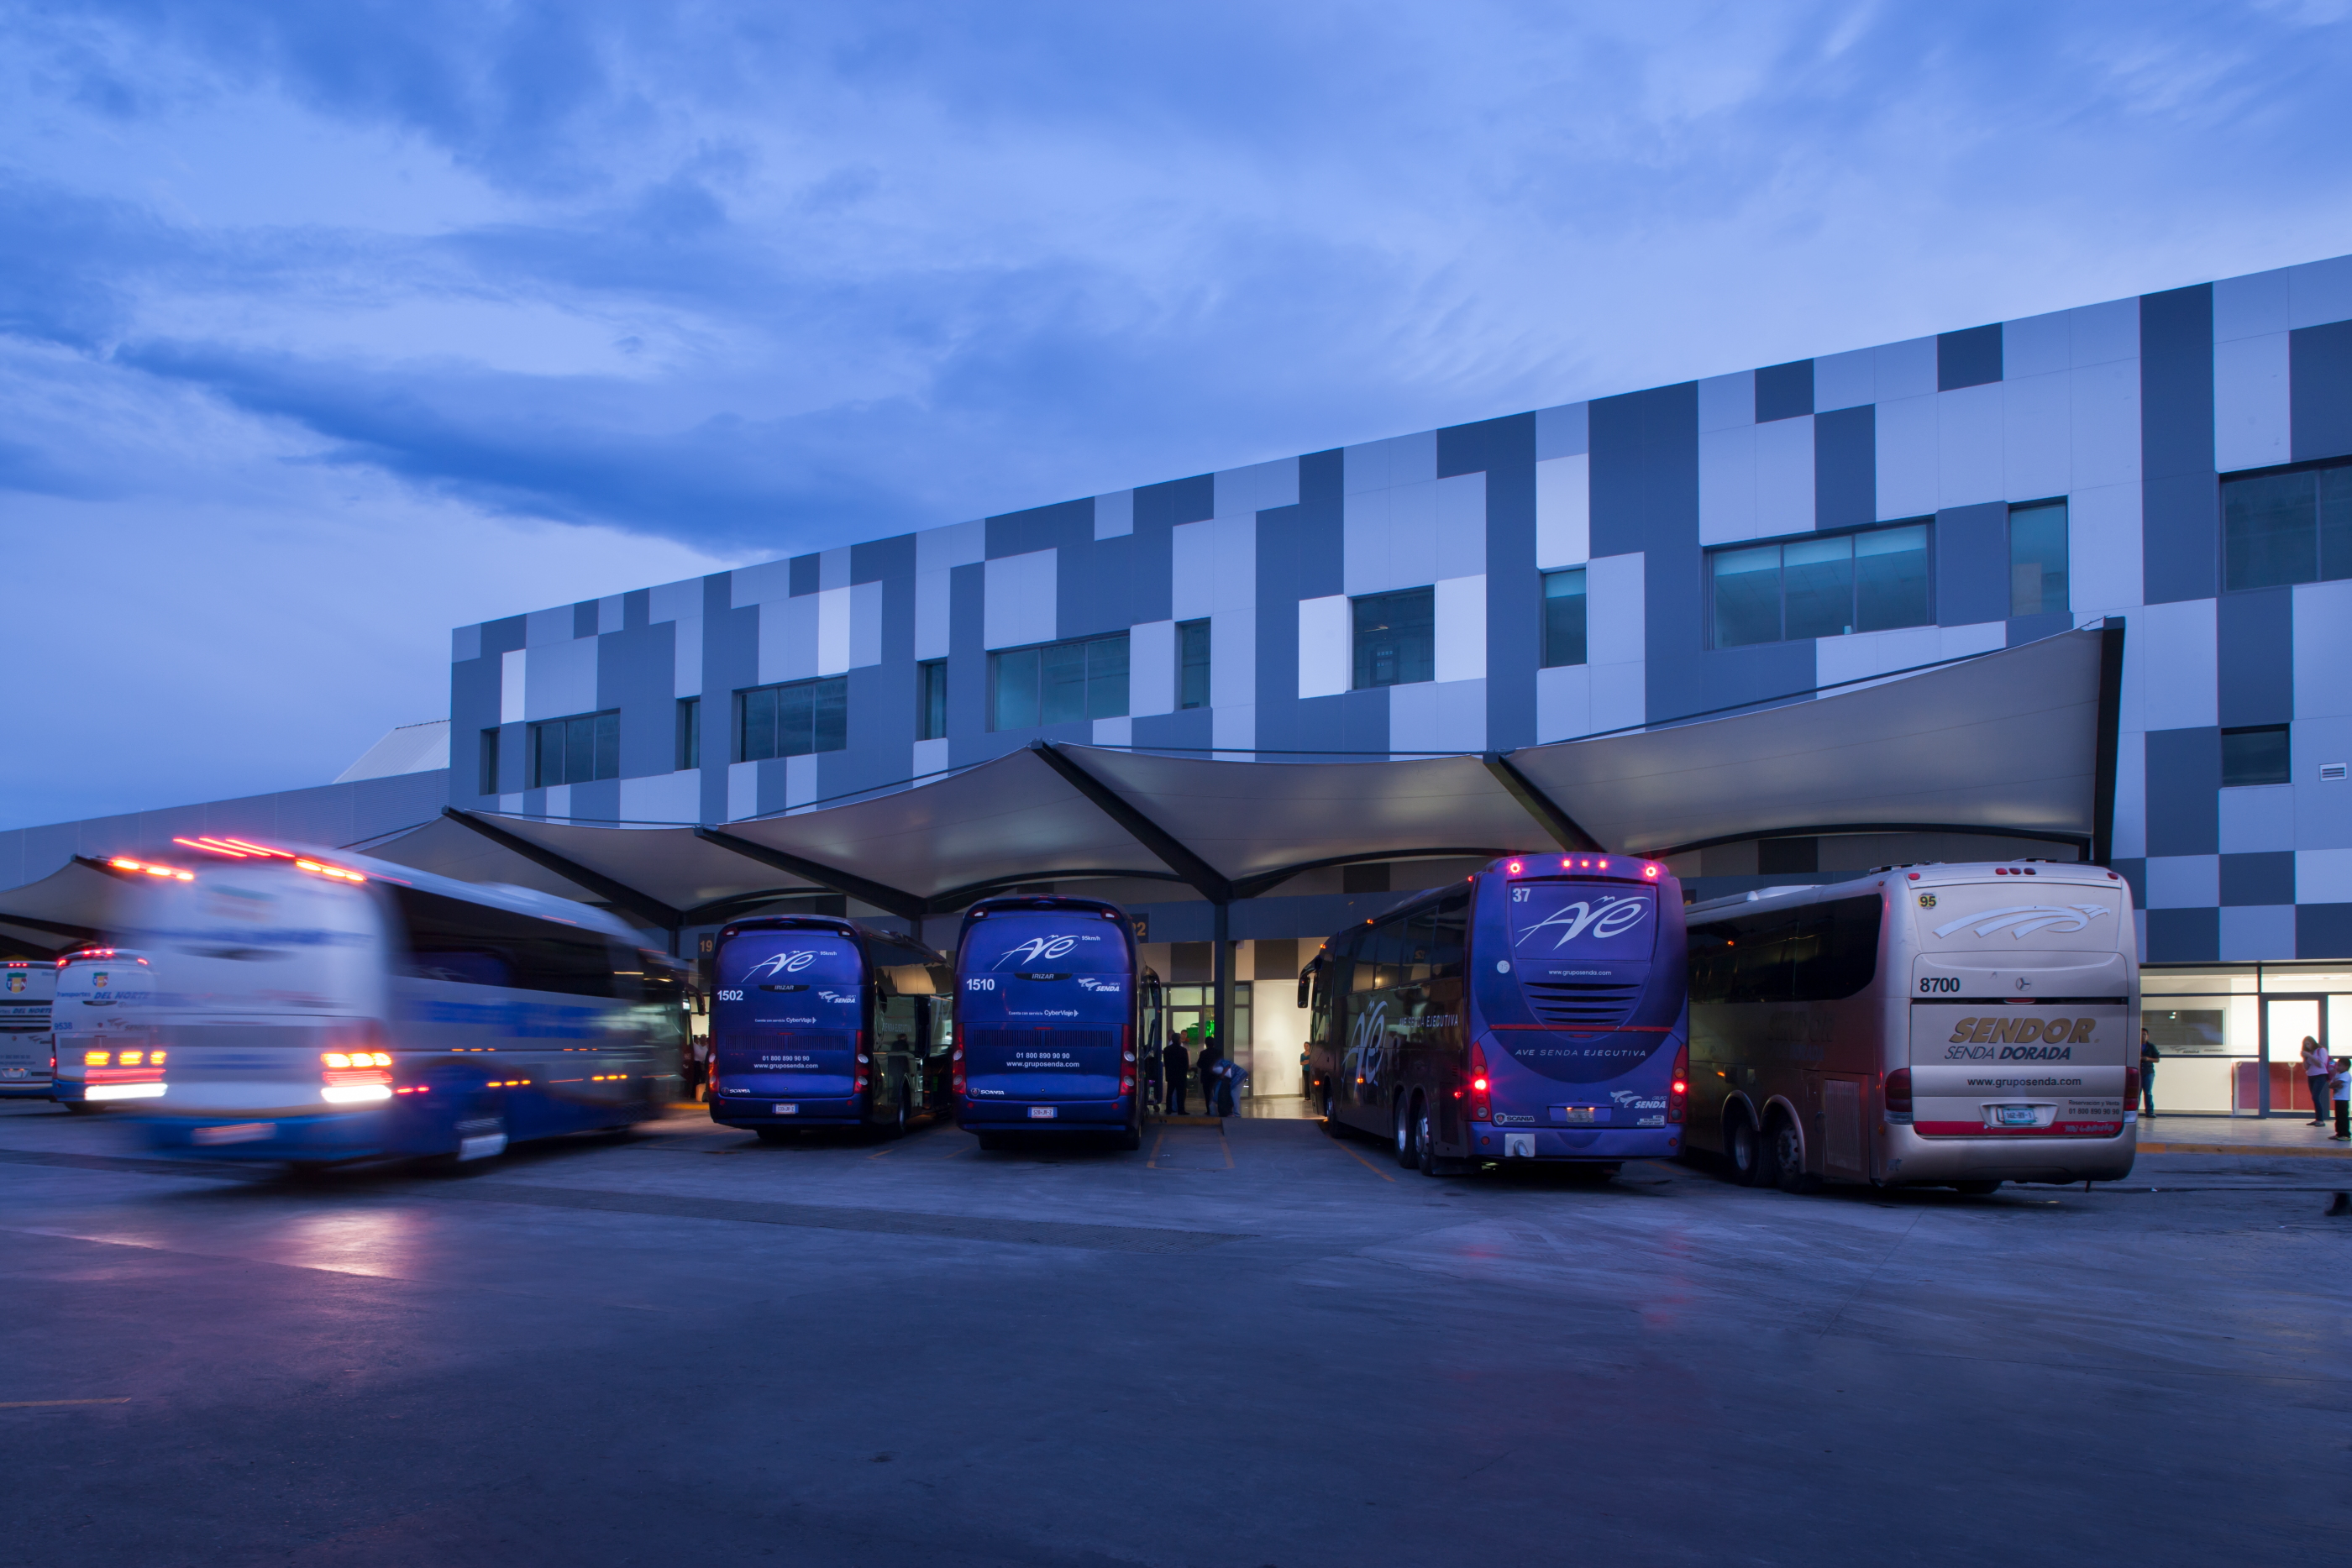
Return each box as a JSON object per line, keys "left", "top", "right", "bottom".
{"left": 2139, "top": 1026, "right": 2160, "bottom": 1119}
{"left": 2332, "top": 1057, "right": 2349, "bottom": 1142}
{"left": 2302, "top": 1036, "right": 2331, "bottom": 1127}
{"left": 1161, "top": 1036, "right": 1189, "bottom": 1115}
{"left": 1196, "top": 1034, "right": 1222, "bottom": 1118}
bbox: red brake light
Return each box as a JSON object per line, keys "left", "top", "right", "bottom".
{"left": 1120, "top": 1024, "right": 1137, "bottom": 1097}
{"left": 2123, "top": 1066, "right": 2140, "bottom": 1109}
{"left": 1885, "top": 1067, "right": 1914, "bottom": 1120}
{"left": 1467, "top": 1042, "right": 1492, "bottom": 1121}
{"left": 951, "top": 1024, "right": 967, "bottom": 1097}
{"left": 1667, "top": 1041, "right": 1688, "bottom": 1124}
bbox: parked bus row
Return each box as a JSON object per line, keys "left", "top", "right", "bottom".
{"left": 17, "top": 840, "right": 2137, "bottom": 1193}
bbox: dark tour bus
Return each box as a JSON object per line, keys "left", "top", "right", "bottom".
{"left": 707, "top": 915, "right": 954, "bottom": 1141}
{"left": 952, "top": 895, "right": 1163, "bottom": 1151}
{"left": 1300, "top": 853, "right": 1689, "bottom": 1178}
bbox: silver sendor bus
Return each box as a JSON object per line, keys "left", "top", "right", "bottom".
{"left": 1683, "top": 861, "right": 2138, "bottom": 1193}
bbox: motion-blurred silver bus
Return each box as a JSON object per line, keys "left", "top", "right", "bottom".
{"left": 1683, "top": 862, "right": 2138, "bottom": 1193}
{"left": 54, "top": 840, "right": 675, "bottom": 1167}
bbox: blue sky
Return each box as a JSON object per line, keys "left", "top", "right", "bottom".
{"left": 4, "top": 1, "right": 2351, "bottom": 828}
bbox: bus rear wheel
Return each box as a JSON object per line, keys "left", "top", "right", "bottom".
{"left": 1319, "top": 1083, "right": 1341, "bottom": 1135}
{"left": 1394, "top": 1099, "right": 1419, "bottom": 1169}
{"left": 1727, "top": 1114, "right": 1770, "bottom": 1187}
{"left": 1768, "top": 1114, "right": 1818, "bottom": 1193}
{"left": 1415, "top": 1102, "right": 1449, "bottom": 1178}
{"left": 1951, "top": 1179, "right": 2003, "bottom": 1195}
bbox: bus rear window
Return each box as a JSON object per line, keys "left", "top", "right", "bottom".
{"left": 1504, "top": 883, "right": 1657, "bottom": 963}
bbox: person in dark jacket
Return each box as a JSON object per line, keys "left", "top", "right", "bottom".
{"left": 1196, "top": 1035, "right": 1222, "bottom": 1116}
{"left": 1161, "top": 1037, "right": 1189, "bottom": 1114}
{"left": 2139, "top": 1026, "right": 2160, "bottom": 1118}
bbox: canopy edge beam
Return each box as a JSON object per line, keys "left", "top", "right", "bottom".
{"left": 438, "top": 808, "right": 683, "bottom": 932}
{"left": 692, "top": 826, "right": 930, "bottom": 926}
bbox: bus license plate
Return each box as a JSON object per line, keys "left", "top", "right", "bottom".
{"left": 1994, "top": 1105, "right": 2038, "bottom": 1126}
{"left": 1554, "top": 1105, "right": 1596, "bottom": 1124}
{"left": 193, "top": 1123, "right": 271, "bottom": 1146}
{"left": 0, "top": 1067, "right": 24, "bottom": 1078}
{"left": 1028, "top": 1105, "right": 1058, "bottom": 1119}
{"left": 774, "top": 1104, "right": 798, "bottom": 1115}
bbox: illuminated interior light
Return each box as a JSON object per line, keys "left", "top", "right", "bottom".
{"left": 321, "top": 1083, "right": 393, "bottom": 1104}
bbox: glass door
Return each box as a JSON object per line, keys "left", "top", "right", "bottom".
{"left": 2258, "top": 996, "right": 2327, "bottom": 1119}
{"left": 1164, "top": 983, "right": 1253, "bottom": 1097}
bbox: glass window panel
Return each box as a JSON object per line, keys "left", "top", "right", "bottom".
{"left": 2322, "top": 464, "right": 2352, "bottom": 582}
{"left": 2223, "top": 469, "right": 2318, "bottom": 590}
{"left": 779, "top": 682, "right": 814, "bottom": 758}
{"left": 592, "top": 711, "right": 620, "bottom": 781}
{"left": 563, "top": 715, "right": 593, "bottom": 784}
{"left": 991, "top": 649, "right": 1039, "bottom": 731}
{"left": 1352, "top": 588, "right": 1435, "bottom": 689}
{"left": 1782, "top": 535, "right": 1855, "bottom": 640}
{"left": 676, "top": 698, "right": 700, "bottom": 771}
{"left": 1178, "top": 620, "right": 1211, "bottom": 709}
{"left": 740, "top": 686, "right": 776, "bottom": 763}
{"left": 2221, "top": 726, "right": 2290, "bottom": 788}
{"left": 1086, "top": 634, "right": 1129, "bottom": 721}
{"left": 1040, "top": 640, "right": 1089, "bottom": 726}
{"left": 918, "top": 662, "right": 947, "bottom": 741}
{"left": 1711, "top": 544, "right": 1782, "bottom": 648}
{"left": 2008, "top": 501, "right": 2069, "bottom": 616}
{"left": 532, "top": 722, "right": 561, "bottom": 787}
{"left": 1855, "top": 523, "right": 1932, "bottom": 632}
{"left": 812, "top": 679, "right": 848, "bottom": 753}
{"left": 1541, "top": 568, "right": 1587, "bottom": 668}
{"left": 480, "top": 728, "right": 501, "bottom": 795}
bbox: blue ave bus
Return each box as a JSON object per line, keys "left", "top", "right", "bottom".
{"left": 952, "top": 895, "right": 1162, "bottom": 1151}
{"left": 1302, "top": 853, "right": 1689, "bottom": 1177}
{"left": 65, "top": 839, "right": 676, "bottom": 1168}
{"left": 706, "top": 915, "right": 953, "bottom": 1141}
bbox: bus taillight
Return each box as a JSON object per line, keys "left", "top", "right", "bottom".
{"left": 853, "top": 1030, "right": 869, "bottom": 1098}
{"left": 951, "top": 1025, "right": 967, "bottom": 1098}
{"left": 1667, "top": 1041, "right": 1688, "bottom": 1123}
{"left": 1467, "top": 1042, "right": 1492, "bottom": 1121}
{"left": 320, "top": 1049, "right": 393, "bottom": 1104}
{"left": 1884, "top": 1068, "right": 1914, "bottom": 1124}
{"left": 2122, "top": 1067, "right": 2139, "bottom": 1113}
{"left": 1119, "top": 1025, "right": 1137, "bottom": 1098}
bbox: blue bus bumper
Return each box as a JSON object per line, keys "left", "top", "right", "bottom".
{"left": 958, "top": 1095, "right": 1133, "bottom": 1130}
{"left": 1465, "top": 1122, "right": 1681, "bottom": 1162}
{"left": 137, "top": 1109, "right": 410, "bottom": 1163}
{"left": 0, "top": 1080, "right": 54, "bottom": 1099}
{"left": 711, "top": 1091, "right": 865, "bottom": 1128}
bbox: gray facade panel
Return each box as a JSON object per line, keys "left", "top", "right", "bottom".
{"left": 2219, "top": 851, "right": 2294, "bottom": 906}
{"left": 2298, "top": 903, "right": 2352, "bottom": 960}
{"left": 1813, "top": 405, "right": 1874, "bottom": 529}
{"left": 2144, "top": 726, "right": 2221, "bottom": 856}
{"left": 2289, "top": 318, "right": 2352, "bottom": 463}
{"left": 2216, "top": 586, "right": 2293, "bottom": 727}
{"left": 1439, "top": 413, "right": 1539, "bottom": 751}
{"left": 2146, "top": 906, "right": 2218, "bottom": 963}
{"left": 2140, "top": 285, "right": 2218, "bottom": 604}
{"left": 597, "top": 622, "right": 676, "bottom": 781}
{"left": 1935, "top": 324, "right": 2003, "bottom": 391}
{"left": 1934, "top": 501, "right": 2008, "bottom": 627}
{"left": 1754, "top": 359, "right": 1813, "bottom": 422}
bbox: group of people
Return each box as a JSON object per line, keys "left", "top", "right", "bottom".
{"left": 1151, "top": 1030, "right": 1247, "bottom": 1118}
{"left": 2302, "top": 1036, "right": 2351, "bottom": 1141}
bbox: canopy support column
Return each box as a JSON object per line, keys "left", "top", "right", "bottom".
{"left": 1482, "top": 753, "right": 1604, "bottom": 852}
{"left": 438, "top": 808, "right": 681, "bottom": 935}
{"left": 2090, "top": 617, "right": 2128, "bottom": 867}
{"left": 1212, "top": 899, "right": 1232, "bottom": 1108}
{"left": 692, "top": 827, "right": 931, "bottom": 928}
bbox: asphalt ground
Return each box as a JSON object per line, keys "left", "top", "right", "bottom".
{"left": 2, "top": 1099, "right": 2345, "bottom": 1567}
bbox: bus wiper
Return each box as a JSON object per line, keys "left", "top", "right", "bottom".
{"left": 1014, "top": 972, "right": 1072, "bottom": 981}
{"left": 757, "top": 983, "right": 810, "bottom": 993}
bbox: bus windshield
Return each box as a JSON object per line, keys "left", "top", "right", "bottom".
{"left": 714, "top": 931, "right": 863, "bottom": 1036}
{"left": 1504, "top": 882, "right": 1658, "bottom": 967}
{"left": 959, "top": 915, "right": 1128, "bottom": 1025}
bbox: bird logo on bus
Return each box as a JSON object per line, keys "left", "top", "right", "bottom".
{"left": 1931, "top": 905, "right": 2112, "bottom": 941}
{"left": 743, "top": 951, "right": 819, "bottom": 979}
{"left": 1515, "top": 897, "right": 1648, "bottom": 949}
{"left": 994, "top": 936, "right": 1080, "bottom": 968}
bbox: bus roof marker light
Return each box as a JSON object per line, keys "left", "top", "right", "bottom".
{"left": 1506, "top": 861, "right": 1523, "bottom": 875}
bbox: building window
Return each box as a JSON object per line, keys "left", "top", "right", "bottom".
{"left": 1352, "top": 587, "right": 1435, "bottom": 690}
{"left": 2222, "top": 458, "right": 2352, "bottom": 590}
{"left": 1178, "top": 620, "right": 1211, "bottom": 709}
{"left": 990, "top": 634, "right": 1129, "bottom": 730}
{"left": 675, "top": 697, "right": 701, "bottom": 770}
{"left": 480, "top": 728, "right": 501, "bottom": 795}
{"left": 529, "top": 711, "right": 620, "bottom": 788}
{"left": 2221, "top": 725, "right": 2290, "bottom": 788}
{"left": 2008, "top": 500, "right": 2069, "bottom": 616}
{"left": 917, "top": 661, "right": 948, "bottom": 741}
{"left": 737, "top": 678, "right": 848, "bottom": 762}
{"left": 1541, "top": 569, "right": 1587, "bottom": 668}
{"left": 1709, "top": 522, "right": 1930, "bottom": 648}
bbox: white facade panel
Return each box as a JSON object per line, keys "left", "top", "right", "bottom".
{"left": 1588, "top": 659, "right": 1646, "bottom": 737}
{"left": 2218, "top": 784, "right": 2296, "bottom": 854}
{"left": 2110, "top": 732, "right": 2146, "bottom": 859}
{"left": 2293, "top": 580, "right": 2352, "bottom": 719}
{"left": 983, "top": 549, "right": 1057, "bottom": 650}
{"left": 1875, "top": 336, "right": 1938, "bottom": 401}
{"left": 1342, "top": 429, "right": 1437, "bottom": 495}
{"left": 524, "top": 637, "right": 597, "bottom": 721}
{"left": 727, "top": 760, "right": 758, "bottom": 822}
{"left": 2132, "top": 598, "right": 2218, "bottom": 733}
{"left": 1435, "top": 472, "right": 1487, "bottom": 578}
{"left": 1935, "top": 383, "right": 2004, "bottom": 510}
{"left": 911, "top": 737, "right": 950, "bottom": 779}
{"left": 1090, "top": 716, "right": 1131, "bottom": 748}
{"left": 1093, "top": 489, "right": 1134, "bottom": 540}
{"left": 818, "top": 548, "right": 851, "bottom": 592}
{"left": 525, "top": 606, "right": 573, "bottom": 647}
{"left": 1210, "top": 609, "right": 1256, "bottom": 711}
{"left": 2286, "top": 254, "right": 2352, "bottom": 329}
{"left": 1698, "top": 370, "right": 1754, "bottom": 432}
{"left": 1340, "top": 487, "right": 1389, "bottom": 596}
{"left": 2067, "top": 482, "right": 2143, "bottom": 617}
{"left": 648, "top": 577, "right": 701, "bottom": 625}
{"left": 1384, "top": 480, "right": 1439, "bottom": 592}
{"left": 2294, "top": 717, "right": 2352, "bottom": 849}
{"left": 1128, "top": 619, "right": 1176, "bottom": 716}
{"left": 1297, "top": 595, "right": 1350, "bottom": 700}
{"left": 1389, "top": 679, "right": 1485, "bottom": 755}
{"left": 757, "top": 596, "right": 818, "bottom": 685}
{"left": 2218, "top": 905, "right": 2296, "bottom": 962}
{"left": 1534, "top": 662, "right": 1593, "bottom": 745}
{"left": 2002, "top": 371, "right": 2071, "bottom": 503}
{"left": 916, "top": 519, "right": 985, "bottom": 573}
{"left": 1698, "top": 423, "right": 1756, "bottom": 545}
{"left": 816, "top": 585, "right": 853, "bottom": 675}
{"left": 1753, "top": 415, "right": 1814, "bottom": 536}
{"left": 785, "top": 753, "right": 819, "bottom": 810}
{"left": 1875, "top": 395, "right": 1937, "bottom": 520}
{"left": 596, "top": 595, "right": 624, "bottom": 635}
{"left": 672, "top": 616, "right": 702, "bottom": 698}
{"left": 1813, "top": 346, "right": 1874, "bottom": 412}
{"left": 1534, "top": 454, "right": 1590, "bottom": 568}
{"left": 729, "top": 559, "right": 793, "bottom": 609}
{"left": 1434, "top": 574, "right": 1487, "bottom": 684}
{"left": 1586, "top": 552, "right": 1645, "bottom": 733}
{"left": 453, "top": 623, "right": 481, "bottom": 663}
{"left": 1214, "top": 457, "right": 1299, "bottom": 517}
{"left": 2297, "top": 847, "right": 2352, "bottom": 904}
{"left": 2067, "top": 298, "right": 2138, "bottom": 368}
{"left": 500, "top": 648, "right": 526, "bottom": 725}
{"left": 2213, "top": 268, "right": 2291, "bottom": 342}
{"left": 2069, "top": 358, "right": 2141, "bottom": 491}
{"left": 2001, "top": 310, "right": 2071, "bottom": 380}
{"left": 914, "top": 569, "right": 951, "bottom": 661}
{"left": 619, "top": 771, "right": 701, "bottom": 824}
{"left": 540, "top": 784, "right": 570, "bottom": 821}
{"left": 1212, "top": 704, "right": 1255, "bottom": 756}
{"left": 2213, "top": 333, "right": 2292, "bottom": 474}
